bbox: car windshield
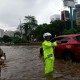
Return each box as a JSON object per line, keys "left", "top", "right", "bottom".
{"left": 74, "top": 35, "right": 80, "bottom": 42}
{"left": 51, "top": 37, "right": 70, "bottom": 43}
{"left": 51, "top": 37, "right": 64, "bottom": 42}
{"left": 60, "top": 37, "right": 70, "bottom": 43}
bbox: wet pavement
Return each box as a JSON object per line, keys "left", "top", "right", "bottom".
{"left": 0, "top": 45, "right": 80, "bottom": 80}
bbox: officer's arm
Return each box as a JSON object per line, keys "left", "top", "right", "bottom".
{"left": 52, "top": 41, "right": 57, "bottom": 47}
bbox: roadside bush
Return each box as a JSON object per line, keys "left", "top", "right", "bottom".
{"left": 12, "top": 37, "right": 28, "bottom": 44}
{"left": 20, "top": 38, "right": 28, "bottom": 43}
{"left": 2, "top": 35, "right": 12, "bottom": 43}
{"left": 12, "top": 37, "right": 21, "bottom": 44}
{"left": 63, "top": 28, "right": 77, "bottom": 35}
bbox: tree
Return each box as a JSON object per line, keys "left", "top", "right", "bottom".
{"left": 23, "top": 16, "right": 38, "bottom": 35}
{"left": 62, "top": 28, "right": 77, "bottom": 34}
{"left": 14, "top": 31, "right": 21, "bottom": 37}
{"left": 2, "top": 35, "right": 12, "bottom": 43}
{"left": 50, "top": 20, "right": 65, "bottom": 35}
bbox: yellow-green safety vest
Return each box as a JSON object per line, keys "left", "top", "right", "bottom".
{"left": 42, "top": 40, "right": 57, "bottom": 59}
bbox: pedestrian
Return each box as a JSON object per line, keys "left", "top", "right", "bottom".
{"left": 42, "top": 32, "right": 58, "bottom": 76}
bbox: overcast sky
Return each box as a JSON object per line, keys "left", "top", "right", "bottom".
{"left": 0, "top": 0, "right": 80, "bottom": 31}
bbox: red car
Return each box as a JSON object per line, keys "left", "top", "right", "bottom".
{"left": 51, "top": 34, "right": 80, "bottom": 61}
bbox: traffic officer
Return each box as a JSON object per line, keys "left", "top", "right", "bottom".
{"left": 42, "top": 32, "right": 58, "bottom": 75}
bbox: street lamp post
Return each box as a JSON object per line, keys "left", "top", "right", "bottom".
{"left": 63, "top": 0, "right": 76, "bottom": 29}
{"left": 70, "top": 6, "right": 74, "bottom": 29}
{"left": 19, "top": 19, "right": 22, "bottom": 38}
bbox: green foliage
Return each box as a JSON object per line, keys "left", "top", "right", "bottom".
{"left": 63, "top": 28, "right": 77, "bottom": 34}
{"left": 0, "top": 37, "right": 2, "bottom": 42}
{"left": 50, "top": 20, "right": 65, "bottom": 35}
{"left": 20, "top": 38, "right": 28, "bottom": 43}
{"left": 14, "top": 31, "right": 21, "bottom": 37}
{"left": 2, "top": 35, "right": 12, "bottom": 43}
{"left": 23, "top": 16, "right": 38, "bottom": 35}
{"left": 32, "top": 24, "right": 49, "bottom": 41}
{"left": 32, "top": 20, "right": 80, "bottom": 41}
{"left": 12, "top": 37, "right": 21, "bottom": 43}
{"left": 12, "top": 37, "right": 28, "bottom": 44}
{"left": 75, "top": 27, "right": 80, "bottom": 33}
{"left": 20, "top": 15, "right": 79, "bottom": 41}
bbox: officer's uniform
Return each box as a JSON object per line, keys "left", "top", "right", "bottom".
{"left": 42, "top": 40, "right": 57, "bottom": 74}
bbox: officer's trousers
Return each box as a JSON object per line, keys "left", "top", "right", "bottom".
{"left": 45, "top": 58, "right": 54, "bottom": 75}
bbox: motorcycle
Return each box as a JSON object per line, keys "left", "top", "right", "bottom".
{"left": 0, "top": 48, "right": 6, "bottom": 65}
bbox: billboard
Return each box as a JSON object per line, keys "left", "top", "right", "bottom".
{"left": 63, "top": 0, "right": 75, "bottom": 7}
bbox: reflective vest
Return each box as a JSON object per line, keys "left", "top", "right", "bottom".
{"left": 42, "top": 40, "right": 57, "bottom": 59}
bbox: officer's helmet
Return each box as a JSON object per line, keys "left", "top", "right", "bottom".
{"left": 43, "top": 32, "right": 52, "bottom": 39}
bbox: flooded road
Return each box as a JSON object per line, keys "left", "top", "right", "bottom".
{"left": 0, "top": 46, "right": 80, "bottom": 80}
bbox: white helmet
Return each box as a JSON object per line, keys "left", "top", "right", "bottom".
{"left": 43, "top": 32, "right": 52, "bottom": 38}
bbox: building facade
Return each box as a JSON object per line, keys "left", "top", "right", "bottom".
{"left": 50, "top": 14, "right": 60, "bottom": 23}
{"left": 73, "top": 9, "right": 76, "bottom": 20}
{"left": 61, "top": 10, "right": 70, "bottom": 21}
{"left": 74, "top": 4, "right": 80, "bottom": 26}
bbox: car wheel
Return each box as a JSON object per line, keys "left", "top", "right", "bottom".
{"left": 62, "top": 52, "right": 73, "bottom": 62}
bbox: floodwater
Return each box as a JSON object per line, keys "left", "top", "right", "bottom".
{"left": 0, "top": 45, "right": 80, "bottom": 80}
